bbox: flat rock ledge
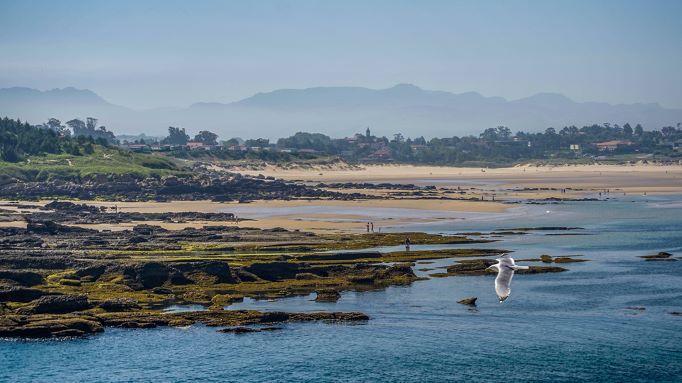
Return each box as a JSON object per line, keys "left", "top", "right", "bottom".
{"left": 0, "top": 310, "right": 369, "bottom": 339}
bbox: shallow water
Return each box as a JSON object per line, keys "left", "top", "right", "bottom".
{"left": 2, "top": 195, "right": 682, "bottom": 382}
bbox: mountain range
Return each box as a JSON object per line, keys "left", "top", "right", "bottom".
{"left": 1, "top": 84, "right": 681, "bottom": 139}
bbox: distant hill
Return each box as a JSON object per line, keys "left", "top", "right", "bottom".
{"left": 1, "top": 85, "right": 681, "bottom": 138}
{"left": 0, "top": 87, "right": 133, "bottom": 131}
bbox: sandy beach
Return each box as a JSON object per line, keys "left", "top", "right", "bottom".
{"left": 4, "top": 163, "right": 681, "bottom": 233}
{"left": 0, "top": 197, "right": 506, "bottom": 233}
{"left": 235, "top": 163, "right": 682, "bottom": 195}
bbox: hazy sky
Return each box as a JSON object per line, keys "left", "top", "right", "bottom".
{"left": 1, "top": 0, "right": 681, "bottom": 109}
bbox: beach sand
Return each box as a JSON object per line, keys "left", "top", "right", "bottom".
{"left": 4, "top": 163, "right": 680, "bottom": 233}
{"left": 78, "top": 199, "right": 504, "bottom": 233}
{"left": 0, "top": 198, "right": 505, "bottom": 233}
{"left": 236, "top": 163, "right": 682, "bottom": 195}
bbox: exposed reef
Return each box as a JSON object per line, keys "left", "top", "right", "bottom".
{"left": 429, "top": 259, "right": 567, "bottom": 277}
{"left": 0, "top": 212, "right": 503, "bottom": 338}
{"left": 518, "top": 254, "right": 589, "bottom": 264}
{"left": 639, "top": 252, "right": 676, "bottom": 261}
{"left": 0, "top": 310, "right": 368, "bottom": 338}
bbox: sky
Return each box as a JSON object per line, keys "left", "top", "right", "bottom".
{"left": 1, "top": 0, "right": 681, "bottom": 110}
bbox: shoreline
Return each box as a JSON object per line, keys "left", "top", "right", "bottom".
{"left": 0, "top": 198, "right": 508, "bottom": 233}
{"left": 234, "top": 163, "right": 682, "bottom": 194}
{"left": 3, "top": 163, "right": 680, "bottom": 232}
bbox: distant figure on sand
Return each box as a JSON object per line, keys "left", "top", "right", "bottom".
{"left": 370, "top": 222, "right": 374, "bottom": 232}
{"left": 405, "top": 237, "right": 411, "bottom": 251}
{"left": 366, "top": 222, "right": 370, "bottom": 233}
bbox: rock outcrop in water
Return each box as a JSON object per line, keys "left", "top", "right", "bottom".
{"left": 0, "top": 310, "right": 369, "bottom": 338}
{"left": 639, "top": 252, "right": 676, "bottom": 261}
{"left": 315, "top": 289, "right": 342, "bottom": 302}
{"left": 457, "top": 297, "right": 477, "bottom": 305}
{"left": 429, "top": 259, "right": 567, "bottom": 277}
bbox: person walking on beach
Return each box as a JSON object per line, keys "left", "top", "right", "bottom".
{"left": 370, "top": 222, "right": 374, "bottom": 232}
{"left": 405, "top": 237, "right": 411, "bottom": 251}
{"left": 366, "top": 222, "right": 370, "bottom": 233}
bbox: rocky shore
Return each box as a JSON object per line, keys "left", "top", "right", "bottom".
{"left": 0, "top": 170, "right": 372, "bottom": 202}
{"left": 0, "top": 309, "right": 369, "bottom": 338}
{"left": 0, "top": 198, "right": 588, "bottom": 339}
{"left": 0, "top": 202, "right": 510, "bottom": 338}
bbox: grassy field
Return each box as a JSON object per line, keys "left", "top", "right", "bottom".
{"left": 0, "top": 146, "right": 182, "bottom": 181}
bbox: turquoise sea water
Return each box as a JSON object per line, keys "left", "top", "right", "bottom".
{"left": 2, "top": 195, "right": 682, "bottom": 382}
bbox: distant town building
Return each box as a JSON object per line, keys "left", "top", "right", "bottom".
{"left": 595, "top": 140, "right": 632, "bottom": 151}
{"left": 186, "top": 141, "right": 218, "bottom": 150}
{"left": 121, "top": 144, "right": 150, "bottom": 153}
{"left": 569, "top": 144, "right": 581, "bottom": 151}
{"left": 368, "top": 146, "right": 392, "bottom": 160}
{"left": 150, "top": 144, "right": 173, "bottom": 151}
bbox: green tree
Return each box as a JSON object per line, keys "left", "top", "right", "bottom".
{"left": 163, "top": 127, "right": 189, "bottom": 145}
{"left": 635, "top": 124, "right": 644, "bottom": 136}
{"left": 194, "top": 130, "right": 218, "bottom": 145}
{"left": 623, "top": 123, "right": 633, "bottom": 137}
{"left": 223, "top": 138, "right": 241, "bottom": 147}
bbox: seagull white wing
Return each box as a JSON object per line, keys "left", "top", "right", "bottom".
{"left": 495, "top": 266, "right": 514, "bottom": 302}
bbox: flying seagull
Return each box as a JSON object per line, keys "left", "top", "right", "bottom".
{"left": 486, "top": 255, "right": 529, "bottom": 302}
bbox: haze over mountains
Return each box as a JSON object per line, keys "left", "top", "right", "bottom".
{"left": 1, "top": 84, "right": 681, "bottom": 139}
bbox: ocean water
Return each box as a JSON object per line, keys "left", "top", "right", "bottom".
{"left": 2, "top": 195, "right": 682, "bottom": 382}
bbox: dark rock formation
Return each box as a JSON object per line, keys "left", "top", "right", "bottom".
{"left": 0, "top": 315, "right": 104, "bottom": 338}
{"left": 315, "top": 289, "right": 341, "bottom": 302}
{"left": 244, "top": 262, "right": 308, "bottom": 281}
{"left": 24, "top": 295, "right": 91, "bottom": 314}
{"left": 174, "top": 261, "right": 235, "bottom": 284}
{"left": 0, "top": 255, "right": 77, "bottom": 270}
{"left": 639, "top": 252, "right": 676, "bottom": 261}
{"left": 120, "top": 262, "right": 190, "bottom": 290}
{"left": 538, "top": 254, "right": 587, "bottom": 263}
{"left": 42, "top": 201, "right": 100, "bottom": 214}
{"left": 445, "top": 260, "right": 496, "bottom": 275}
{"left": 441, "top": 260, "right": 567, "bottom": 276}
{"left": 26, "top": 220, "right": 95, "bottom": 235}
{"left": 0, "top": 270, "right": 45, "bottom": 286}
{"left": 0, "top": 171, "right": 370, "bottom": 202}
{"left": 0, "top": 287, "right": 55, "bottom": 302}
{"left": 74, "top": 265, "right": 108, "bottom": 280}
{"left": 457, "top": 297, "right": 477, "bottom": 305}
{"left": 98, "top": 298, "right": 141, "bottom": 312}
